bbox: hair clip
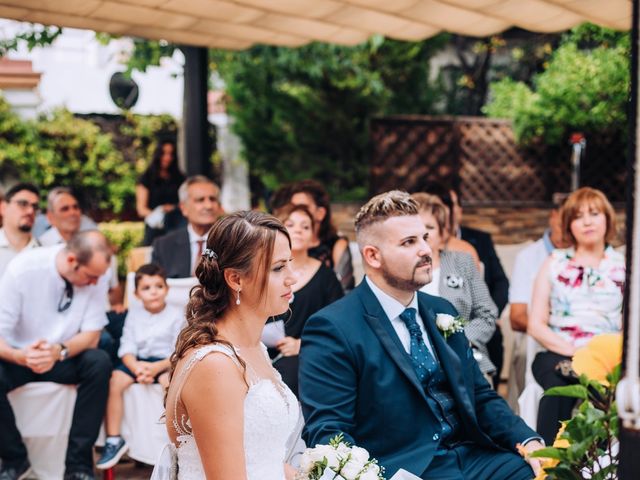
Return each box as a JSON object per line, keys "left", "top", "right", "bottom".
{"left": 202, "top": 248, "right": 218, "bottom": 260}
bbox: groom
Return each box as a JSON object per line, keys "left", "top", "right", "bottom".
{"left": 298, "top": 190, "right": 543, "bottom": 479}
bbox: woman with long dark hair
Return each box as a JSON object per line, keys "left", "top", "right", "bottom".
{"left": 157, "top": 211, "right": 299, "bottom": 479}
{"left": 271, "top": 179, "right": 355, "bottom": 292}
{"left": 136, "top": 139, "right": 185, "bottom": 245}
{"left": 270, "top": 204, "right": 343, "bottom": 396}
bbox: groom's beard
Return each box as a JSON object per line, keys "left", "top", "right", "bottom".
{"left": 380, "top": 255, "right": 432, "bottom": 292}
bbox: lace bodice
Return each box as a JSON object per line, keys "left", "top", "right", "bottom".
{"left": 157, "top": 343, "right": 300, "bottom": 480}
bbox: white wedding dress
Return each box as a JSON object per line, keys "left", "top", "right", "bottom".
{"left": 151, "top": 343, "right": 301, "bottom": 480}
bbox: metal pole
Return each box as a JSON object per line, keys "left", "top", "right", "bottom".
{"left": 617, "top": 0, "right": 640, "bottom": 477}
{"left": 180, "top": 45, "right": 212, "bottom": 178}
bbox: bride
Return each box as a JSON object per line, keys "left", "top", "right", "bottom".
{"left": 154, "top": 211, "right": 300, "bottom": 479}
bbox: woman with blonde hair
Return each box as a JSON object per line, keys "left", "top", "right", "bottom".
{"left": 154, "top": 211, "right": 300, "bottom": 479}
{"left": 528, "top": 187, "right": 624, "bottom": 444}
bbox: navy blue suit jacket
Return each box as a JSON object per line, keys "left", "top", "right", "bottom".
{"left": 151, "top": 228, "right": 191, "bottom": 278}
{"left": 299, "top": 280, "right": 536, "bottom": 477}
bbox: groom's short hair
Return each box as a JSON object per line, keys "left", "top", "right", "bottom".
{"left": 355, "top": 190, "right": 419, "bottom": 240}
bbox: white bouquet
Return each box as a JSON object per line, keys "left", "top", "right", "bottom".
{"left": 296, "top": 434, "right": 385, "bottom": 480}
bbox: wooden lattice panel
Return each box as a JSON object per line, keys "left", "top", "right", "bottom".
{"left": 369, "top": 116, "right": 626, "bottom": 206}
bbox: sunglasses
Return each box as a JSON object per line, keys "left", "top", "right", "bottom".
{"left": 58, "top": 279, "right": 74, "bottom": 313}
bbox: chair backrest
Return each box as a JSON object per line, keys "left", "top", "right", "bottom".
{"left": 126, "top": 247, "right": 152, "bottom": 273}
{"left": 125, "top": 271, "right": 197, "bottom": 313}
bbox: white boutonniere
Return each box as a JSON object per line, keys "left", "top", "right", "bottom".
{"left": 435, "top": 313, "right": 466, "bottom": 339}
{"left": 445, "top": 275, "right": 464, "bottom": 288}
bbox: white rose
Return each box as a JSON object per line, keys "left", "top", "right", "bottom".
{"left": 336, "top": 442, "right": 352, "bottom": 456}
{"left": 299, "top": 450, "right": 315, "bottom": 473}
{"left": 359, "top": 465, "right": 380, "bottom": 480}
{"left": 349, "top": 446, "right": 370, "bottom": 464}
{"left": 339, "top": 458, "right": 366, "bottom": 479}
{"left": 319, "top": 445, "right": 340, "bottom": 470}
{"left": 436, "top": 313, "right": 455, "bottom": 331}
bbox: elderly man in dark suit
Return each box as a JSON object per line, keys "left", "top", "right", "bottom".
{"left": 151, "top": 176, "right": 223, "bottom": 278}
{"left": 299, "top": 190, "right": 542, "bottom": 479}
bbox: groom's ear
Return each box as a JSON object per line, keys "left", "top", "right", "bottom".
{"left": 361, "top": 245, "right": 382, "bottom": 269}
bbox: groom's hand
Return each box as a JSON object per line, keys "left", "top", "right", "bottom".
{"left": 522, "top": 440, "right": 544, "bottom": 475}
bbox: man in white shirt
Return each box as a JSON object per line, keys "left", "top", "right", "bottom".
{"left": 0, "top": 183, "right": 40, "bottom": 278}
{"left": 299, "top": 190, "right": 543, "bottom": 479}
{"left": 0, "top": 231, "right": 113, "bottom": 480}
{"left": 38, "top": 187, "right": 122, "bottom": 311}
{"left": 507, "top": 193, "right": 567, "bottom": 405}
{"left": 151, "top": 175, "right": 223, "bottom": 278}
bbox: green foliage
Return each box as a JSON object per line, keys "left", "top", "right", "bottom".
{"left": 531, "top": 368, "right": 620, "bottom": 479}
{"left": 0, "top": 96, "right": 177, "bottom": 215}
{"left": 99, "top": 221, "right": 145, "bottom": 278}
{"left": 484, "top": 24, "right": 629, "bottom": 146}
{"left": 0, "top": 24, "right": 62, "bottom": 57}
{"left": 210, "top": 36, "right": 448, "bottom": 199}
{"left": 0, "top": 97, "right": 135, "bottom": 212}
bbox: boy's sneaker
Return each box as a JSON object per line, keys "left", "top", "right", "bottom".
{"left": 0, "top": 459, "right": 32, "bottom": 480}
{"left": 96, "top": 438, "right": 128, "bottom": 470}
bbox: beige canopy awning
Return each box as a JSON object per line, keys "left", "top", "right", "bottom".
{"left": 0, "top": 0, "right": 632, "bottom": 50}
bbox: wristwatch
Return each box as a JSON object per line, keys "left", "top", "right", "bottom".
{"left": 58, "top": 343, "right": 69, "bottom": 361}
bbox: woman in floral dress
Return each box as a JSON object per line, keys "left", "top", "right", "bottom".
{"left": 528, "top": 187, "right": 625, "bottom": 443}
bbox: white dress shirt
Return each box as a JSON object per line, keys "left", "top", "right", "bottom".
{"left": 0, "top": 228, "right": 39, "bottom": 279}
{"left": 0, "top": 245, "right": 109, "bottom": 348}
{"left": 118, "top": 304, "right": 185, "bottom": 359}
{"left": 365, "top": 276, "right": 436, "bottom": 357}
{"left": 187, "top": 224, "right": 208, "bottom": 274}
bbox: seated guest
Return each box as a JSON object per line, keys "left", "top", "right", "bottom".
{"left": 0, "top": 183, "right": 40, "bottom": 278}
{"left": 271, "top": 179, "right": 355, "bottom": 292}
{"left": 38, "top": 187, "right": 122, "bottom": 311}
{"left": 436, "top": 183, "right": 510, "bottom": 389}
{"left": 0, "top": 231, "right": 113, "bottom": 480}
{"left": 136, "top": 138, "right": 186, "bottom": 246}
{"left": 412, "top": 193, "right": 498, "bottom": 378}
{"left": 97, "top": 264, "right": 183, "bottom": 470}
{"left": 528, "top": 187, "right": 624, "bottom": 444}
{"left": 151, "top": 176, "right": 223, "bottom": 278}
{"left": 507, "top": 193, "right": 567, "bottom": 404}
{"left": 420, "top": 183, "right": 480, "bottom": 268}
{"left": 39, "top": 188, "right": 91, "bottom": 246}
{"left": 270, "top": 204, "right": 343, "bottom": 396}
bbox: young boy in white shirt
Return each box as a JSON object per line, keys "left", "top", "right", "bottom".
{"left": 97, "top": 264, "right": 184, "bottom": 470}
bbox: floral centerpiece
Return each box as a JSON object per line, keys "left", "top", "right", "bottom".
{"left": 527, "top": 333, "right": 622, "bottom": 480}
{"left": 296, "top": 434, "right": 385, "bottom": 480}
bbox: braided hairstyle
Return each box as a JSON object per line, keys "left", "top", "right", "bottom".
{"left": 168, "top": 211, "right": 290, "bottom": 384}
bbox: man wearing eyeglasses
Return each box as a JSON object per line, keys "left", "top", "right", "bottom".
{"left": 0, "top": 230, "right": 113, "bottom": 480}
{"left": 0, "top": 183, "right": 41, "bottom": 278}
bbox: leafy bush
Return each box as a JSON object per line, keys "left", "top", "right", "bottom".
{"left": 99, "top": 221, "right": 145, "bottom": 278}
{"left": 484, "top": 24, "right": 629, "bottom": 146}
{"left": 0, "top": 97, "right": 136, "bottom": 212}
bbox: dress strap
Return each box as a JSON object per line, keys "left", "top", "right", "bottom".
{"left": 171, "top": 344, "right": 243, "bottom": 437}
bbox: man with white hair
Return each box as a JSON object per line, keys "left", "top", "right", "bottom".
{"left": 151, "top": 175, "right": 223, "bottom": 278}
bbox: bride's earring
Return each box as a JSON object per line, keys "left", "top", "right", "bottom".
{"left": 236, "top": 288, "right": 241, "bottom": 305}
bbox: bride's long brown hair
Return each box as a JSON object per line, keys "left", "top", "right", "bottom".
{"left": 168, "top": 211, "right": 290, "bottom": 388}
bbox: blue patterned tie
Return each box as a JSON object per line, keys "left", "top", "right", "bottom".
{"left": 399, "top": 308, "right": 437, "bottom": 385}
